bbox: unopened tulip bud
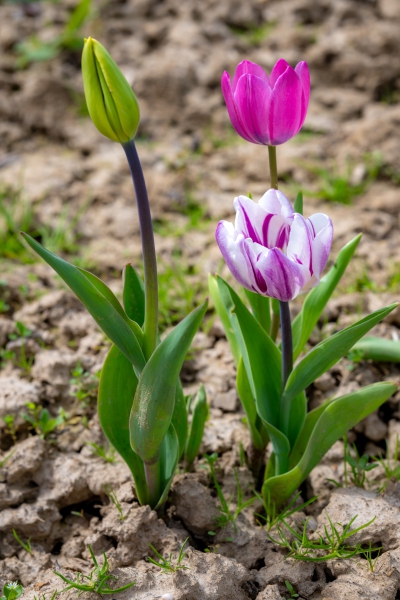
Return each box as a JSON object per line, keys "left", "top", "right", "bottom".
{"left": 82, "top": 37, "right": 140, "bottom": 143}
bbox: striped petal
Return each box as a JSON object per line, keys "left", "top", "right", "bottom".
{"left": 308, "top": 213, "right": 333, "bottom": 280}
{"left": 215, "top": 221, "right": 257, "bottom": 291}
{"left": 256, "top": 247, "right": 307, "bottom": 301}
{"left": 258, "top": 188, "right": 295, "bottom": 219}
{"left": 287, "top": 213, "right": 313, "bottom": 275}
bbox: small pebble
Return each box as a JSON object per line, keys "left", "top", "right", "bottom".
{"left": 162, "top": 595, "right": 174, "bottom": 600}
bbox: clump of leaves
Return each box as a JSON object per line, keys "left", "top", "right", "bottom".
{"left": 69, "top": 363, "right": 100, "bottom": 407}
{"left": 2, "top": 415, "right": 17, "bottom": 442}
{"left": 0, "top": 321, "right": 35, "bottom": 374}
{"left": 87, "top": 442, "right": 117, "bottom": 464}
{"left": 21, "top": 403, "right": 66, "bottom": 438}
{"left": 148, "top": 538, "right": 190, "bottom": 573}
{"left": 1, "top": 583, "right": 23, "bottom": 600}
{"left": 282, "top": 580, "right": 299, "bottom": 599}
{"left": 269, "top": 513, "right": 378, "bottom": 562}
{"left": 54, "top": 545, "right": 135, "bottom": 595}
{"left": 255, "top": 490, "right": 317, "bottom": 532}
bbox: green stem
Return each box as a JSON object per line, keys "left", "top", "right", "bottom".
{"left": 122, "top": 140, "right": 158, "bottom": 359}
{"left": 268, "top": 145, "right": 278, "bottom": 190}
{"left": 279, "top": 301, "right": 293, "bottom": 390}
{"left": 144, "top": 460, "right": 161, "bottom": 509}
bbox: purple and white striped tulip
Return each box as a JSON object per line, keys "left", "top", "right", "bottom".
{"left": 221, "top": 59, "right": 310, "bottom": 146}
{"left": 216, "top": 189, "right": 333, "bottom": 302}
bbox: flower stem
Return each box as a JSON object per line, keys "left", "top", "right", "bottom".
{"left": 123, "top": 139, "right": 158, "bottom": 359}
{"left": 279, "top": 301, "right": 293, "bottom": 391}
{"left": 268, "top": 145, "right": 278, "bottom": 189}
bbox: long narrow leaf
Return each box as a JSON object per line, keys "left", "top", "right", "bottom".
{"left": 283, "top": 303, "right": 397, "bottom": 406}
{"left": 263, "top": 381, "right": 397, "bottom": 507}
{"left": 22, "top": 233, "right": 146, "bottom": 375}
{"left": 292, "top": 234, "right": 361, "bottom": 360}
{"left": 208, "top": 274, "right": 240, "bottom": 366}
{"left": 130, "top": 300, "right": 208, "bottom": 462}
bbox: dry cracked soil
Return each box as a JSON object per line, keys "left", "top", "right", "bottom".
{"left": 1, "top": 0, "right": 400, "bottom": 598}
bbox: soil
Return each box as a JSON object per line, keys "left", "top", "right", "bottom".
{"left": 1, "top": 0, "right": 400, "bottom": 598}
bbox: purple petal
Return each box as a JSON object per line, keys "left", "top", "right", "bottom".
{"left": 221, "top": 71, "right": 255, "bottom": 143}
{"left": 232, "top": 60, "right": 269, "bottom": 93}
{"left": 234, "top": 196, "right": 265, "bottom": 243}
{"left": 269, "top": 58, "right": 290, "bottom": 88}
{"left": 295, "top": 60, "right": 310, "bottom": 127}
{"left": 256, "top": 248, "right": 307, "bottom": 301}
{"left": 286, "top": 213, "right": 313, "bottom": 274}
{"left": 234, "top": 74, "right": 272, "bottom": 144}
{"left": 309, "top": 216, "right": 333, "bottom": 279}
{"left": 268, "top": 65, "right": 304, "bottom": 145}
{"left": 258, "top": 189, "right": 294, "bottom": 219}
{"left": 216, "top": 221, "right": 257, "bottom": 291}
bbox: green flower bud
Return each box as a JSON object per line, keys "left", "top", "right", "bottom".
{"left": 82, "top": 37, "right": 140, "bottom": 143}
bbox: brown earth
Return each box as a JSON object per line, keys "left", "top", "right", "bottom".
{"left": 1, "top": 0, "right": 400, "bottom": 598}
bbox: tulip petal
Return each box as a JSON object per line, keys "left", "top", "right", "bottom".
{"left": 216, "top": 221, "right": 257, "bottom": 291}
{"left": 287, "top": 213, "right": 312, "bottom": 274}
{"left": 268, "top": 65, "right": 304, "bottom": 145}
{"left": 257, "top": 248, "right": 306, "bottom": 301}
{"left": 234, "top": 74, "right": 272, "bottom": 144}
{"left": 221, "top": 71, "right": 255, "bottom": 143}
{"left": 295, "top": 61, "right": 310, "bottom": 109}
{"left": 258, "top": 189, "right": 295, "bottom": 219}
{"left": 269, "top": 58, "right": 290, "bottom": 88}
{"left": 232, "top": 60, "right": 269, "bottom": 92}
{"left": 308, "top": 214, "right": 333, "bottom": 279}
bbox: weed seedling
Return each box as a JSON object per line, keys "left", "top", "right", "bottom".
{"left": 1, "top": 321, "right": 35, "bottom": 374}
{"left": 359, "top": 541, "right": 382, "bottom": 572}
{"left": 54, "top": 544, "right": 135, "bottom": 594}
{"left": 254, "top": 490, "right": 317, "bottom": 532}
{"left": 2, "top": 415, "right": 17, "bottom": 441}
{"left": 103, "top": 484, "right": 125, "bottom": 522}
{"left": 1, "top": 582, "right": 24, "bottom": 600}
{"left": 204, "top": 453, "right": 256, "bottom": 533}
{"left": 282, "top": 580, "right": 299, "bottom": 599}
{"left": 373, "top": 437, "right": 400, "bottom": 492}
{"left": 34, "top": 592, "right": 58, "bottom": 600}
{"left": 147, "top": 538, "right": 190, "bottom": 573}
{"left": 21, "top": 403, "right": 66, "bottom": 438}
{"left": 0, "top": 449, "right": 16, "bottom": 469}
{"left": 12, "top": 529, "right": 32, "bottom": 554}
{"left": 69, "top": 363, "right": 99, "bottom": 408}
{"left": 269, "top": 513, "right": 378, "bottom": 562}
{"left": 87, "top": 442, "right": 117, "bottom": 464}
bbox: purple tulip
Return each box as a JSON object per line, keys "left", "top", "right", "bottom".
{"left": 221, "top": 59, "right": 310, "bottom": 146}
{"left": 216, "top": 190, "right": 333, "bottom": 302}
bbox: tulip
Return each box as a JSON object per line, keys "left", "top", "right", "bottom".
{"left": 82, "top": 37, "right": 140, "bottom": 143}
{"left": 216, "top": 189, "right": 333, "bottom": 302}
{"left": 221, "top": 59, "right": 310, "bottom": 146}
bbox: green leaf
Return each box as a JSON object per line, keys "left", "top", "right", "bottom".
{"left": 263, "top": 381, "right": 397, "bottom": 507}
{"left": 283, "top": 303, "right": 398, "bottom": 406}
{"left": 236, "top": 358, "right": 265, "bottom": 451}
{"left": 123, "top": 264, "right": 145, "bottom": 327}
{"left": 130, "top": 300, "right": 208, "bottom": 462}
{"left": 351, "top": 336, "right": 400, "bottom": 362}
{"left": 173, "top": 380, "right": 188, "bottom": 459}
{"left": 22, "top": 233, "right": 146, "bottom": 375}
{"left": 293, "top": 191, "right": 303, "bottom": 215}
{"left": 155, "top": 422, "right": 180, "bottom": 509}
{"left": 286, "top": 391, "right": 307, "bottom": 449}
{"left": 216, "top": 276, "right": 282, "bottom": 428}
{"left": 244, "top": 288, "right": 271, "bottom": 335}
{"left": 208, "top": 274, "right": 241, "bottom": 366}
{"left": 185, "top": 384, "right": 208, "bottom": 468}
{"left": 292, "top": 234, "right": 362, "bottom": 360}
{"left": 98, "top": 345, "right": 148, "bottom": 505}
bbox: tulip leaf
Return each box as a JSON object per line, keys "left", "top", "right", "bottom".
{"left": 216, "top": 276, "right": 282, "bottom": 429}
{"left": 130, "top": 300, "right": 208, "bottom": 462}
{"left": 208, "top": 274, "right": 240, "bottom": 366}
{"left": 283, "top": 303, "right": 398, "bottom": 407}
{"left": 244, "top": 288, "right": 271, "bottom": 335}
{"left": 185, "top": 385, "right": 209, "bottom": 469}
{"left": 172, "top": 380, "right": 188, "bottom": 459}
{"left": 263, "top": 381, "right": 397, "bottom": 507}
{"left": 98, "top": 344, "right": 148, "bottom": 505}
{"left": 293, "top": 191, "right": 303, "bottom": 215}
{"left": 351, "top": 336, "right": 400, "bottom": 362}
{"left": 237, "top": 357, "right": 266, "bottom": 451}
{"left": 155, "top": 422, "right": 180, "bottom": 509}
{"left": 22, "top": 233, "right": 146, "bottom": 375}
{"left": 286, "top": 391, "right": 307, "bottom": 450}
{"left": 292, "top": 234, "right": 362, "bottom": 360}
{"left": 123, "top": 263, "right": 145, "bottom": 327}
